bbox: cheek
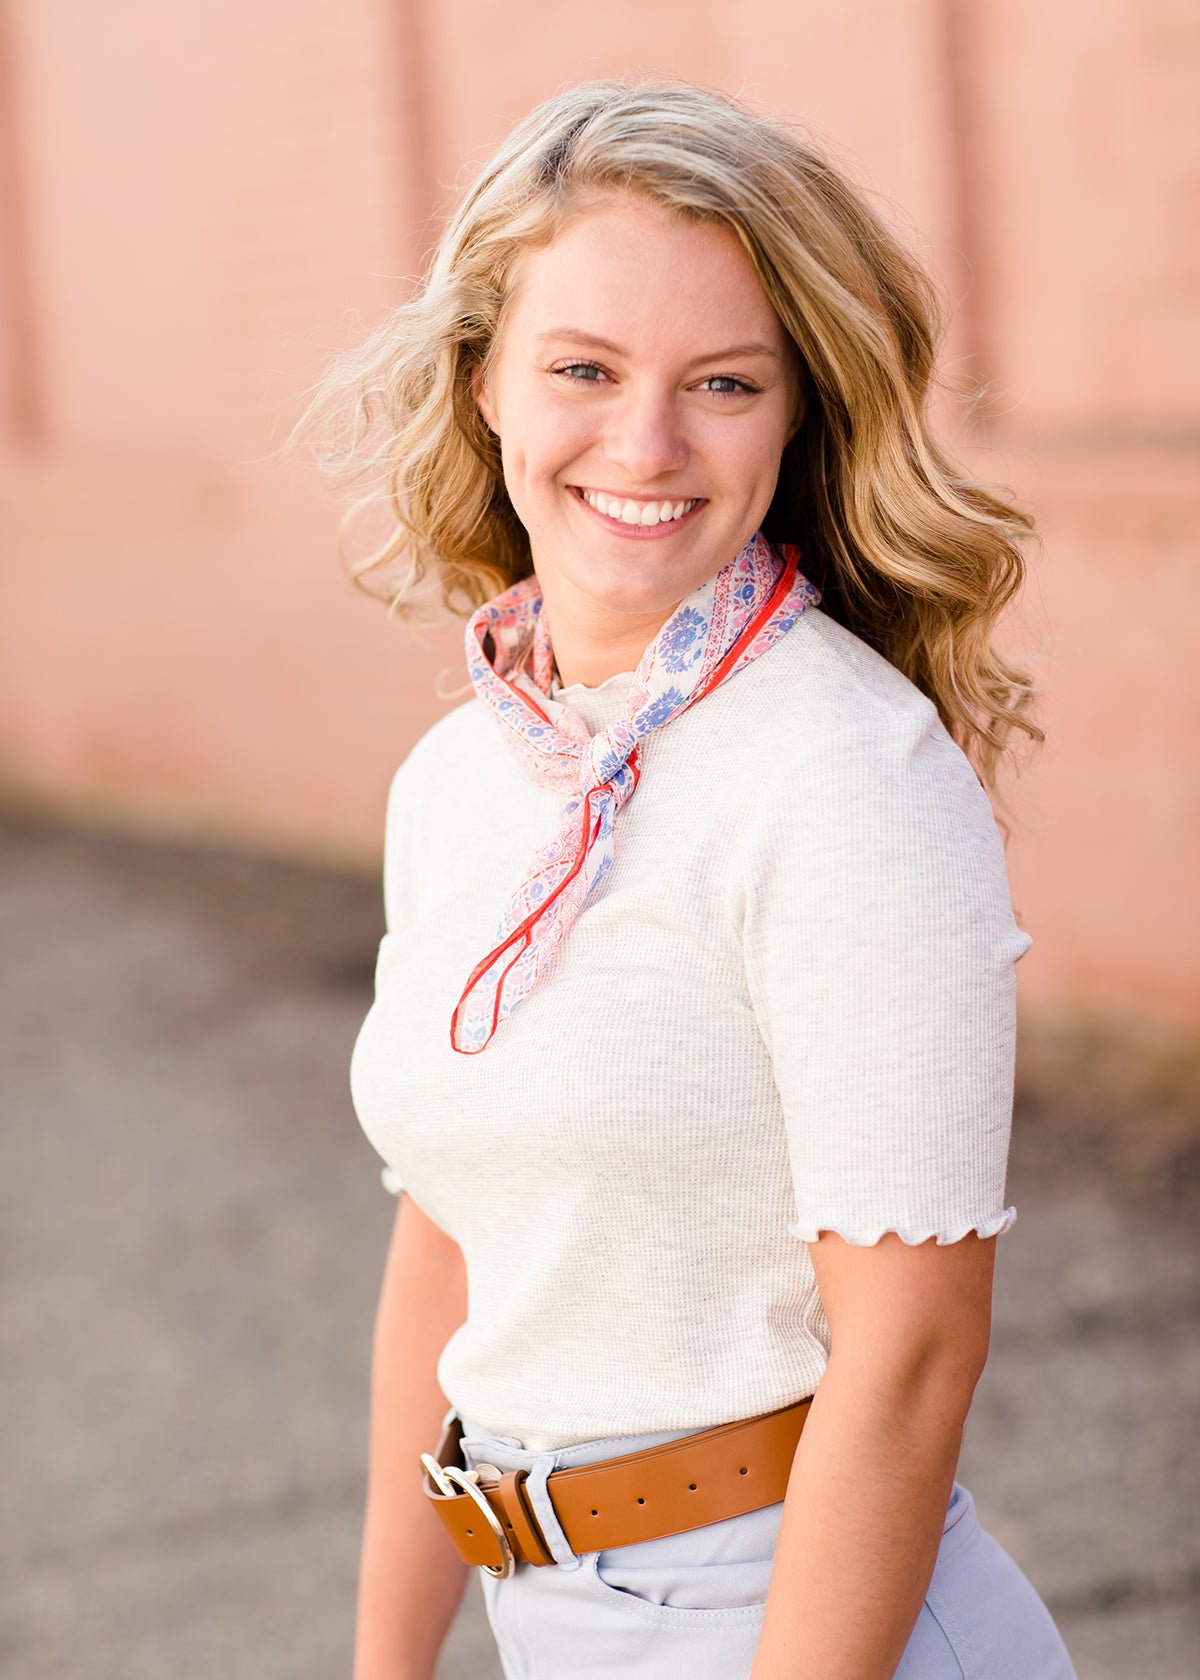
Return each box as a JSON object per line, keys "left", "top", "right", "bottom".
{"left": 514, "top": 412, "right": 596, "bottom": 487}
{"left": 711, "top": 421, "right": 788, "bottom": 501}
{"left": 498, "top": 435, "right": 573, "bottom": 523}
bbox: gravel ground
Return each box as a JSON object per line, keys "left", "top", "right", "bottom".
{"left": 2, "top": 810, "right": 1196, "bottom": 1680}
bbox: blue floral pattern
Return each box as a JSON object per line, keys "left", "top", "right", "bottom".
{"left": 657, "top": 607, "right": 708, "bottom": 673}
{"left": 633, "top": 688, "right": 688, "bottom": 732}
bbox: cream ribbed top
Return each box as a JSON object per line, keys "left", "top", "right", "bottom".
{"left": 349, "top": 608, "right": 1030, "bottom": 1451}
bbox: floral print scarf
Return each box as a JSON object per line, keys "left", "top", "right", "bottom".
{"left": 451, "top": 530, "right": 819, "bottom": 1052}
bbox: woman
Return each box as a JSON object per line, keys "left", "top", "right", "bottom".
{"left": 304, "top": 79, "right": 1077, "bottom": 1680}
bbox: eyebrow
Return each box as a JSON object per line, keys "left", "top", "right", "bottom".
{"left": 534, "top": 329, "right": 781, "bottom": 363}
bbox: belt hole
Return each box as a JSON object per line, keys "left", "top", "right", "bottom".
{"left": 590, "top": 1509, "right": 598, "bottom": 1516}
{"left": 466, "top": 1527, "right": 474, "bottom": 1535}
{"left": 688, "top": 1482, "right": 697, "bottom": 1491}
{"left": 739, "top": 1466, "right": 748, "bottom": 1476}
{"left": 636, "top": 1497, "right": 645, "bottom": 1505}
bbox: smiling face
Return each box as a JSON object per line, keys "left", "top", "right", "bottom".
{"left": 473, "top": 191, "right": 803, "bottom": 679}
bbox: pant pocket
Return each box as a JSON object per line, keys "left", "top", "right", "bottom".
{"left": 585, "top": 1500, "right": 783, "bottom": 1619}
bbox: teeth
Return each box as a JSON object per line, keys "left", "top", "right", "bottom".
{"left": 579, "top": 489, "right": 697, "bottom": 525}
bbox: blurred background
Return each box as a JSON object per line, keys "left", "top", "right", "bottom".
{"left": 1, "top": 3, "right": 1196, "bottom": 1678}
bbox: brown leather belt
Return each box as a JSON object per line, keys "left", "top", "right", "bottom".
{"left": 419, "top": 1395, "right": 812, "bottom": 1578}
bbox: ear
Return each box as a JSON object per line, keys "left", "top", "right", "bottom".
{"left": 471, "top": 362, "right": 499, "bottom": 436}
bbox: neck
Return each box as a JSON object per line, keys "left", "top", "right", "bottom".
{"left": 535, "top": 573, "right": 681, "bottom": 691}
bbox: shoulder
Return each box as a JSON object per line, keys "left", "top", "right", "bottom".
{"left": 378, "top": 697, "right": 495, "bottom": 932}
{"left": 379, "top": 698, "right": 510, "bottom": 889}
{"left": 384, "top": 695, "right": 492, "bottom": 816}
{"left": 743, "top": 607, "right": 943, "bottom": 750}
{"left": 715, "top": 608, "right": 980, "bottom": 807}
{"left": 731, "top": 611, "right": 1008, "bottom": 883}
{"left": 393, "top": 695, "right": 490, "bottom": 781}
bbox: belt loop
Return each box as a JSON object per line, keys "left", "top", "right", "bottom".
{"left": 522, "top": 1456, "right": 582, "bottom": 1570}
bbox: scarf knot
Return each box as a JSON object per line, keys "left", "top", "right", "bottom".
{"left": 452, "top": 531, "right": 819, "bottom": 1052}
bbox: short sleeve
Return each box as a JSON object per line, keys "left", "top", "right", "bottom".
{"left": 370, "top": 758, "right": 422, "bottom": 1199}
{"left": 382, "top": 754, "right": 421, "bottom": 941}
{"left": 738, "top": 707, "right": 1030, "bottom": 1247}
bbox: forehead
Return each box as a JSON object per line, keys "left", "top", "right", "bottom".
{"left": 501, "top": 192, "right": 785, "bottom": 352}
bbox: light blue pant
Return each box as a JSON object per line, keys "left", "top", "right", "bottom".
{"left": 458, "top": 1411, "right": 1079, "bottom": 1679}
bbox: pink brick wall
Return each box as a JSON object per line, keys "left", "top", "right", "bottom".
{"left": 1, "top": 0, "right": 1195, "bottom": 1022}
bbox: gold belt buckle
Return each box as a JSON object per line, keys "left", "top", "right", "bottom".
{"left": 419, "top": 1454, "right": 515, "bottom": 1579}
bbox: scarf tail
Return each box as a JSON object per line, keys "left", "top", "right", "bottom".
{"left": 450, "top": 787, "right": 607, "bottom": 1054}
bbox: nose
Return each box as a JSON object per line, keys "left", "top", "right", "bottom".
{"left": 603, "top": 383, "right": 688, "bottom": 483}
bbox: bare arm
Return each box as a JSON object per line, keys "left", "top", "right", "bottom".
{"left": 354, "top": 1191, "right": 471, "bottom": 1680}
{"left": 750, "top": 1230, "right": 996, "bottom": 1680}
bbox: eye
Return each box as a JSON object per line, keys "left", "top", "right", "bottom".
{"left": 551, "top": 361, "right": 610, "bottom": 384}
{"left": 697, "top": 375, "right": 759, "bottom": 397}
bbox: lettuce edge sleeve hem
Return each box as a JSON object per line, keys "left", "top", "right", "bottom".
{"left": 788, "top": 1206, "right": 1017, "bottom": 1246}
{"left": 380, "top": 1165, "right": 404, "bottom": 1196}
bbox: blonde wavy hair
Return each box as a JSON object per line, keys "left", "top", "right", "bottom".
{"left": 293, "top": 77, "right": 1042, "bottom": 790}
